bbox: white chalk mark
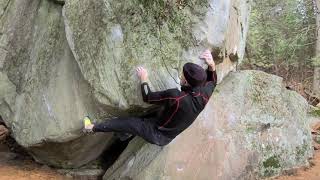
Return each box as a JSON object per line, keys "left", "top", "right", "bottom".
{"left": 43, "top": 94, "right": 57, "bottom": 122}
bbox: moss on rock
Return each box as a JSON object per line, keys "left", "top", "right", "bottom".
{"left": 310, "top": 108, "right": 320, "bottom": 117}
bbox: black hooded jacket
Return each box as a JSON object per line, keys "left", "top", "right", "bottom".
{"left": 141, "top": 68, "right": 217, "bottom": 138}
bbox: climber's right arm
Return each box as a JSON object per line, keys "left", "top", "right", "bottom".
{"left": 136, "top": 66, "right": 178, "bottom": 105}
{"left": 206, "top": 68, "right": 217, "bottom": 86}
{"left": 200, "top": 49, "right": 217, "bottom": 85}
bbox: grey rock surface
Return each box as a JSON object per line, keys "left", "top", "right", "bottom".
{"left": 104, "top": 70, "right": 313, "bottom": 180}
{"left": 0, "top": 0, "right": 111, "bottom": 167}
{"left": 62, "top": 0, "right": 251, "bottom": 108}
{"left": 0, "top": 0, "right": 250, "bottom": 167}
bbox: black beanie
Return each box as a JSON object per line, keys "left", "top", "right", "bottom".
{"left": 183, "top": 62, "right": 207, "bottom": 87}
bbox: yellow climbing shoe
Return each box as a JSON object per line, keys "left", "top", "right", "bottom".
{"left": 83, "top": 116, "right": 94, "bottom": 133}
{"left": 84, "top": 116, "right": 92, "bottom": 126}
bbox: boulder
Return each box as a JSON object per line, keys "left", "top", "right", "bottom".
{"left": 62, "top": 0, "right": 250, "bottom": 108}
{"left": 0, "top": 0, "right": 111, "bottom": 167}
{"left": 0, "top": 72, "right": 16, "bottom": 125}
{"left": 104, "top": 70, "right": 313, "bottom": 180}
{"left": 0, "top": 0, "right": 250, "bottom": 167}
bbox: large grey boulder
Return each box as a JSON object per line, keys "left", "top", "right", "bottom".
{"left": 62, "top": 0, "right": 250, "bottom": 108}
{"left": 0, "top": 0, "right": 111, "bottom": 167}
{"left": 0, "top": 0, "right": 250, "bottom": 167}
{"left": 104, "top": 70, "right": 313, "bottom": 180}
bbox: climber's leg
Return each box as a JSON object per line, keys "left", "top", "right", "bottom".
{"left": 86, "top": 117, "right": 171, "bottom": 146}
{"left": 92, "top": 117, "right": 147, "bottom": 135}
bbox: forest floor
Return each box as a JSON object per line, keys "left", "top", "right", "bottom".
{"left": 0, "top": 138, "right": 71, "bottom": 180}
{"left": 0, "top": 121, "right": 320, "bottom": 180}
{"left": 0, "top": 158, "right": 70, "bottom": 180}
{"left": 2, "top": 149, "right": 320, "bottom": 180}
{"left": 2, "top": 145, "right": 320, "bottom": 180}
{"left": 273, "top": 149, "right": 320, "bottom": 180}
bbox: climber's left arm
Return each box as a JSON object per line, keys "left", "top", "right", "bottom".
{"left": 136, "top": 67, "right": 179, "bottom": 105}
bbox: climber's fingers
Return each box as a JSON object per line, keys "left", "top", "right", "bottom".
{"left": 203, "top": 49, "right": 211, "bottom": 55}
{"left": 200, "top": 49, "right": 213, "bottom": 60}
{"left": 136, "top": 66, "right": 148, "bottom": 77}
{"left": 200, "top": 54, "right": 211, "bottom": 59}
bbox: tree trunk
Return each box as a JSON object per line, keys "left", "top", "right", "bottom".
{"left": 315, "top": 67, "right": 320, "bottom": 96}
{"left": 314, "top": 0, "right": 320, "bottom": 97}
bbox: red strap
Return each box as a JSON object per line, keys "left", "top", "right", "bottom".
{"left": 193, "top": 92, "right": 209, "bottom": 103}
{"left": 159, "top": 94, "right": 188, "bottom": 128}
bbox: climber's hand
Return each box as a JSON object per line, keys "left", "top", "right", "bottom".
{"left": 200, "top": 49, "right": 216, "bottom": 71}
{"left": 136, "top": 66, "right": 148, "bottom": 83}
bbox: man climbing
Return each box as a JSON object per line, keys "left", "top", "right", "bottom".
{"left": 83, "top": 49, "right": 217, "bottom": 146}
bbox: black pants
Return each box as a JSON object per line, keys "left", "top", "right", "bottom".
{"left": 93, "top": 117, "right": 172, "bottom": 146}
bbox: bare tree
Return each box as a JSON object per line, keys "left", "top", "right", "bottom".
{"left": 314, "top": 0, "right": 320, "bottom": 97}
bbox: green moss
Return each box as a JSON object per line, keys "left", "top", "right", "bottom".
{"left": 246, "top": 126, "right": 255, "bottom": 133}
{"left": 262, "top": 155, "right": 281, "bottom": 177}
{"left": 312, "top": 56, "right": 320, "bottom": 66}
{"left": 310, "top": 109, "right": 320, "bottom": 117}
{"left": 263, "top": 155, "right": 280, "bottom": 169}
{"left": 263, "top": 169, "right": 276, "bottom": 177}
{"left": 295, "top": 141, "right": 309, "bottom": 161}
{"left": 250, "top": 75, "right": 268, "bottom": 103}
{"left": 107, "top": 0, "right": 210, "bottom": 88}
{"left": 265, "top": 144, "right": 273, "bottom": 152}
{"left": 133, "top": 0, "right": 208, "bottom": 48}
{"left": 315, "top": 136, "right": 320, "bottom": 144}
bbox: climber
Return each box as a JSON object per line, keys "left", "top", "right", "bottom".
{"left": 83, "top": 49, "right": 217, "bottom": 146}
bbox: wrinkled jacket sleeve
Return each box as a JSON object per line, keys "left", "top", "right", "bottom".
{"left": 141, "top": 82, "right": 178, "bottom": 105}
{"left": 206, "top": 69, "right": 217, "bottom": 86}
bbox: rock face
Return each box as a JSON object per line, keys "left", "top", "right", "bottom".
{"left": 0, "top": 0, "right": 111, "bottom": 168}
{"left": 62, "top": 0, "right": 250, "bottom": 108}
{"left": 0, "top": 0, "right": 250, "bottom": 167}
{"left": 104, "top": 70, "right": 313, "bottom": 180}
